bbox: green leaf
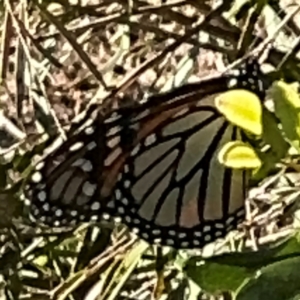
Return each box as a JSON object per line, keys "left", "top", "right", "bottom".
{"left": 218, "top": 141, "right": 261, "bottom": 169}
{"left": 235, "top": 256, "right": 300, "bottom": 300}
{"left": 183, "top": 235, "right": 300, "bottom": 295}
{"left": 216, "top": 89, "right": 263, "bottom": 135}
{"left": 249, "top": 109, "right": 289, "bottom": 182}
{"left": 251, "top": 155, "right": 277, "bottom": 182}
{"left": 185, "top": 256, "right": 254, "bottom": 293}
{"left": 271, "top": 81, "right": 300, "bottom": 153}
{"left": 261, "top": 108, "right": 289, "bottom": 161}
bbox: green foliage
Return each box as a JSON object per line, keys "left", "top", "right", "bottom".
{"left": 215, "top": 81, "right": 300, "bottom": 299}
{"left": 183, "top": 235, "right": 300, "bottom": 299}
{"left": 216, "top": 83, "right": 300, "bottom": 174}
{"left": 271, "top": 81, "right": 300, "bottom": 152}
{"left": 235, "top": 256, "right": 300, "bottom": 300}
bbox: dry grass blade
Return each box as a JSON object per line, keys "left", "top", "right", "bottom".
{"left": 236, "top": 2, "right": 265, "bottom": 56}
{"left": 79, "top": 1, "right": 235, "bottom": 121}
{"left": 0, "top": 111, "right": 25, "bottom": 140}
{"left": 16, "top": 18, "right": 63, "bottom": 69}
{"left": 50, "top": 238, "right": 136, "bottom": 300}
{"left": 4, "top": 0, "right": 64, "bottom": 137}
{"left": 255, "top": 4, "right": 300, "bottom": 60}
{"left": 37, "top": 1, "right": 188, "bottom": 43}
{"left": 15, "top": 0, "right": 28, "bottom": 125}
{"left": 34, "top": 1, "right": 109, "bottom": 91}
{"left": 99, "top": 241, "right": 149, "bottom": 300}
{"left": 0, "top": 9, "right": 13, "bottom": 82}
{"left": 112, "top": 1, "right": 228, "bottom": 92}
{"left": 269, "top": 1, "right": 300, "bottom": 36}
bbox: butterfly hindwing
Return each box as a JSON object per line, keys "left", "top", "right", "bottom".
{"left": 104, "top": 59, "right": 267, "bottom": 248}
{"left": 107, "top": 95, "right": 247, "bottom": 248}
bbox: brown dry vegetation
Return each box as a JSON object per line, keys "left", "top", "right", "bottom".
{"left": 0, "top": 1, "right": 300, "bottom": 300}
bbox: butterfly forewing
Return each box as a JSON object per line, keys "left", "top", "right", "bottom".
{"left": 25, "top": 114, "right": 108, "bottom": 226}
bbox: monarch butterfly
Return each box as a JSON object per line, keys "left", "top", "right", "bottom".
{"left": 25, "top": 59, "right": 268, "bottom": 248}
